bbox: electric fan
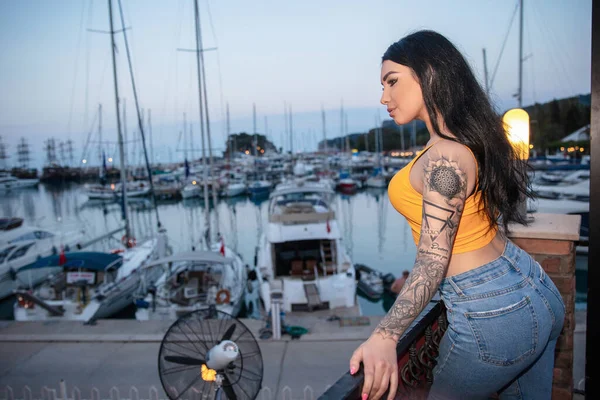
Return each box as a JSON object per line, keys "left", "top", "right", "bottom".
{"left": 158, "top": 306, "right": 264, "bottom": 400}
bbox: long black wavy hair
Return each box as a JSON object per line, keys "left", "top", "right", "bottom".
{"left": 383, "top": 30, "right": 532, "bottom": 232}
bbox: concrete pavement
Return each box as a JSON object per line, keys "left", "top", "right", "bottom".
{"left": 0, "top": 316, "right": 378, "bottom": 399}
{"left": 0, "top": 311, "right": 587, "bottom": 399}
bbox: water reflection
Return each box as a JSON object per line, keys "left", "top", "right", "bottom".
{"left": 0, "top": 182, "right": 587, "bottom": 316}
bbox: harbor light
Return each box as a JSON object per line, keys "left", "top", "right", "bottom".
{"left": 503, "top": 108, "right": 530, "bottom": 160}
{"left": 108, "top": 157, "right": 113, "bottom": 163}
{"left": 82, "top": 159, "right": 87, "bottom": 164}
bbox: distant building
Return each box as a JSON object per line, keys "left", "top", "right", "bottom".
{"left": 561, "top": 124, "right": 590, "bottom": 142}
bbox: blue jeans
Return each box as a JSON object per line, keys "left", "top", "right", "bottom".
{"left": 428, "top": 240, "right": 565, "bottom": 400}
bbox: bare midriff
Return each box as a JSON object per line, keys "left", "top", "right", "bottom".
{"left": 445, "top": 234, "right": 506, "bottom": 277}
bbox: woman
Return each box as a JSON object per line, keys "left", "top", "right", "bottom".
{"left": 349, "top": 30, "right": 565, "bottom": 400}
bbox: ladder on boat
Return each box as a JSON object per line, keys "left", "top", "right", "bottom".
{"left": 320, "top": 240, "right": 336, "bottom": 275}
{"left": 303, "top": 283, "right": 322, "bottom": 311}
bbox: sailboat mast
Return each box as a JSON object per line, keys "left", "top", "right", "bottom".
{"left": 108, "top": 0, "right": 130, "bottom": 239}
{"left": 122, "top": 99, "right": 127, "bottom": 180}
{"left": 193, "top": 0, "right": 211, "bottom": 248}
{"left": 289, "top": 104, "right": 293, "bottom": 155}
{"left": 183, "top": 112, "right": 188, "bottom": 161}
{"left": 518, "top": 0, "right": 523, "bottom": 107}
{"left": 116, "top": 0, "right": 162, "bottom": 229}
{"left": 321, "top": 106, "right": 327, "bottom": 153}
{"left": 226, "top": 103, "right": 231, "bottom": 162}
{"left": 148, "top": 109, "right": 152, "bottom": 165}
{"left": 253, "top": 103, "right": 257, "bottom": 157}
{"left": 196, "top": 9, "right": 219, "bottom": 222}
{"left": 482, "top": 48, "right": 490, "bottom": 97}
{"left": 98, "top": 104, "right": 103, "bottom": 166}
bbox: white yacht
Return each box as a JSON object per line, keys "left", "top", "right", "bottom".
{"left": 255, "top": 181, "right": 357, "bottom": 314}
{"left": 83, "top": 183, "right": 116, "bottom": 200}
{"left": 0, "top": 175, "right": 39, "bottom": 191}
{"left": 0, "top": 225, "right": 85, "bottom": 300}
{"left": 134, "top": 241, "right": 247, "bottom": 320}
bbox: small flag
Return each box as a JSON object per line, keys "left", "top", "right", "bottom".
{"left": 58, "top": 246, "right": 66, "bottom": 266}
{"left": 326, "top": 219, "right": 331, "bottom": 234}
{"left": 219, "top": 237, "right": 225, "bottom": 256}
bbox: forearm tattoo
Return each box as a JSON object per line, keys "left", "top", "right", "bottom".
{"left": 375, "top": 154, "right": 468, "bottom": 342}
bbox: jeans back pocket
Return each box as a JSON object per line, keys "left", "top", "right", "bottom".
{"left": 465, "top": 296, "right": 538, "bottom": 366}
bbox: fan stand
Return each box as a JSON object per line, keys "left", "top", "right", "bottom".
{"left": 214, "top": 375, "right": 225, "bottom": 400}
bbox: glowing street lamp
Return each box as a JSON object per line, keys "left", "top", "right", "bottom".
{"left": 82, "top": 159, "right": 87, "bottom": 164}
{"left": 503, "top": 108, "right": 530, "bottom": 160}
{"left": 503, "top": 108, "right": 531, "bottom": 221}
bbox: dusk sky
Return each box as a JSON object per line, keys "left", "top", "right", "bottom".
{"left": 0, "top": 0, "right": 592, "bottom": 167}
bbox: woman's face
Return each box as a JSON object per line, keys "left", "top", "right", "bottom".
{"left": 380, "top": 60, "right": 426, "bottom": 125}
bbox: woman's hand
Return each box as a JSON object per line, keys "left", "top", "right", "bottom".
{"left": 349, "top": 334, "right": 399, "bottom": 400}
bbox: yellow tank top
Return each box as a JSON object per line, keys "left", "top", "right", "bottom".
{"left": 388, "top": 140, "right": 497, "bottom": 254}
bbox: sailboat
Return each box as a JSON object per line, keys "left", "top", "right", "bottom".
{"left": 133, "top": 0, "right": 249, "bottom": 320}
{"left": 221, "top": 104, "right": 248, "bottom": 197}
{"left": 83, "top": 106, "right": 117, "bottom": 201}
{"left": 366, "top": 115, "right": 388, "bottom": 188}
{"left": 247, "top": 103, "right": 272, "bottom": 198}
{"left": 13, "top": 0, "right": 166, "bottom": 323}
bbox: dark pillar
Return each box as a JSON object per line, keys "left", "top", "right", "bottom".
{"left": 586, "top": 1, "right": 599, "bottom": 398}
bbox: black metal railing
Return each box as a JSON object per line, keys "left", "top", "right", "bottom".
{"left": 319, "top": 300, "right": 447, "bottom": 400}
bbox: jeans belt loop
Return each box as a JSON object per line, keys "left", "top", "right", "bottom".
{"left": 447, "top": 277, "right": 464, "bottom": 296}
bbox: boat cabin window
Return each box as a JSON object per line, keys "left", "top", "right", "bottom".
{"left": 9, "top": 230, "right": 54, "bottom": 243}
{"left": 0, "top": 245, "right": 16, "bottom": 263}
{"left": 273, "top": 240, "right": 325, "bottom": 278}
{"left": 171, "top": 264, "right": 225, "bottom": 302}
{"left": 8, "top": 243, "right": 34, "bottom": 261}
{"left": 270, "top": 191, "right": 331, "bottom": 214}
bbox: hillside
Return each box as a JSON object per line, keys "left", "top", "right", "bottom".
{"left": 317, "top": 94, "right": 591, "bottom": 152}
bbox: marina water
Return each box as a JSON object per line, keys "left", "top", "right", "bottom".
{"left": 0, "top": 184, "right": 588, "bottom": 319}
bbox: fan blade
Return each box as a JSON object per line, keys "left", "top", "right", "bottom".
{"left": 220, "top": 323, "right": 236, "bottom": 342}
{"left": 221, "top": 374, "right": 238, "bottom": 400}
{"left": 163, "top": 355, "right": 206, "bottom": 365}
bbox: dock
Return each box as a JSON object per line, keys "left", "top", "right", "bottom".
{"left": 0, "top": 311, "right": 587, "bottom": 399}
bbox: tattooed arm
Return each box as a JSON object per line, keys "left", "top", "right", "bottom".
{"left": 374, "top": 143, "right": 474, "bottom": 342}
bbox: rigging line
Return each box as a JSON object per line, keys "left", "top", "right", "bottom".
{"left": 530, "top": 0, "right": 576, "bottom": 95}
{"left": 66, "top": 0, "right": 89, "bottom": 147}
{"left": 490, "top": 0, "right": 519, "bottom": 89}
{"left": 158, "top": 0, "right": 185, "bottom": 141}
{"left": 525, "top": 4, "right": 537, "bottom": 105}
{"left": 532, "top": 0, "right": 577, "bottom": 73}
{"left": 117, "top": 0, "right": 162, "bottom": 229}
{"left": 80, "top": 106, "right": 100, "bottom": 164}
{"left": 528, "top": 1, "right": 571, "bottom": 97}
{"left": 84, "top": 0, "right": 95, "bottom": 148}
{"left": 95, "top": 48, "right": 113, "bottom": 109}
{"left": 171, "top": 0, "right": 186, "bottom": 151}
{"left": 206, "top": 0, "right": 226, "bottom": 143}
{"left": 122, "top": 0, "right": 140, "bottom": 96}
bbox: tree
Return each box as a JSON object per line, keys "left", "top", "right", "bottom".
{"left": 223, "top": 132, "right": 277, "bottom": 157}
{"left": 550, "top": 99, "right": 561, "bottom": 125}
{"left": 564, "top": 104, "right": 582, "bottom": 135}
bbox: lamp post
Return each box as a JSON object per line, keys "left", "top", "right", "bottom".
{"left": 503, "top": 108, "right": 531, "bottom": 222}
